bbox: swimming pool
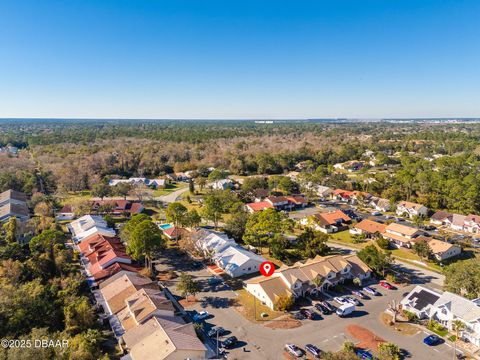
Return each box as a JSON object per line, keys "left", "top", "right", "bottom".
{"left": 158, "top": 223, "right": 173, "bottom": 230}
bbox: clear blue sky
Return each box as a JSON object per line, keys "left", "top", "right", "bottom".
{"left": 1, "top": 0, "right": 479, "bottom": 119}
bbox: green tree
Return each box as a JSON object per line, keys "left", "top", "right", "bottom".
{"left": 64, "top": 297, "right": 96, "bottom": 335}
{"left": 376, "top": 236, "right": 390, "bottom": 250}
{"left": 274, "top": 295, "right": 294, "bottom": 311}
{"left": 297, "top": 228, "right": 329, "bottom": 258}
{"left": 184, "top": 209, "right": 201, "bottom": 228}
{"left": 444, "top": 259, "right": 480, "bottom": 299}
{"left": 127, "top": 219, "right": 165, "bottom": 270}
{"left": 67, "top": 329, "right": 105, "bottom": 360}
{"left": 91, "top": 183, "right": 110, "bottom": 200}
{"left": 208, "top": 169, "right": 227, "bottom": 182}
{"left": 241, "top": 177, "right": 268, "bottom": 194}
{"left": 201, "top": 193, "right": 226, "bottom": 229}
{"left": 358, "top": 245, "right": 392, "bottom": 276}
{"left": 120, "top": 213, "right": 150, "bottom": 242}
{"left": 177, "top": 273, "right": 200, "bottom": 302}
{"left": 378, "top": 342, "right": 401, "bottom": 360}
{"left": 342, "top": 341, "right": 356, "bottom": 353}
{"left": 113, "top": 182, "right": 132, "bottom": 199}
{"left": 165, "top": 202, "right": 188, "bottom": 237}
{"left": 243, "top": 208, "right": 289, "bottom": 254}
{"left": 224, "top": 211, "right": 249, "bottom": 241}
{"left": 412, "top": 240, "right": 432, "bottom": 260}
{"left": 3, "top": 217, "right": 17, "bottom": 243}
{"left": 188, "top": 180, "right": 195, "bottom": 194}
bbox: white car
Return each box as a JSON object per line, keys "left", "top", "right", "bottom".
{"left": 285, "top": 344, "right": 303, "bottom": 358}
{"left": 333, "top": 296, "right": 349, "bottom": 305}
{"left": 371, "top": 211, "right": 382, "bottom": 216}
{"left": 345, "top": 296, "right": 360, "bottom": 306}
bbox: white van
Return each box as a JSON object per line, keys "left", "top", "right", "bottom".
{"left": 336, "top": 303, "right": 355, "bottom": 317}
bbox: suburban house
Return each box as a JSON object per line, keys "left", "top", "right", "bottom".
{"left": 245, "top": 254, "right": 371, "bottom": 310}
{"left": 121, "top": 316, "right": 207, "bottom": 360}
{"left": 382, "top": 223, "right": 423, "bottom": 248}
{"left": 90, "top": 200, "right": 144, "bottom": 216}
{"left": 116, "top": 288, "right": 176, "bottom": 331}
{"left": 193, "top": 229, "right": 266, "bottom": 277}
{"left": 333, "top": 161, "right": 366, "bottom": 172}
{"left": 369, "top": 197, "right": 391, "bottom": 212}
{"left": 425, "top": 238, "right": 461, "bottom": 261}
{"left": 432, "top": 291, "right": 480, "bottom": 347}
{"left": 400, "top": 285, "right": 442, "bottom": 319}
{"left": 331, "top": 189, "right": 371, "bottom": 204}
{"left": 0, "top": 189, "right": 29, "bottom": 222}
{"left": 108, "top": 177, "right": 168, "bottom": 189}
{"left": 193, "top": 229, "right": 237, "bottom": 257}
{"left": 464, "top": 214, "right": 480, "bottom": 234}
{"left": 99, "top": 272, "right": 160, "bottom": 316}
{"left": 300, "top": 210, "right": 351, "bottom": 234}
{"left": 315, "top": 185, "right": 334, "bottom": 199}
{"left": 211, "top": 244, "right": 267, "bottom": 278}
{"left": 56, "top": 204, "right": 75, "bottom": 221}
{"left": 208, "top": 178, "right": 234, "bottom": 190}
{"left": 245, "top": 195, "right": 307, "bottom": 213}
{"left": 430, "top": 211, "right": 453, "bottom": 226}
{"left": 67, "top": 215, "right": 116, "bottom": 242}
{"left": 444, "top": 213, "right": 467, "bottom": 232}
{"left": 350, "top": 219, "right": 387, "bottom": 238}
{"left": 396, "top": 201, "right": 428, "bottom": 218}
{"left": 78, "top": 234, "right": 140, "bottom": 284}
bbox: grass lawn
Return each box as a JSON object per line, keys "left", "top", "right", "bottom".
{"left": 153, "top": 182, "right": 188, "bottom": 197}
{"left": 59, "top": 191, "right": 92, "bottom": 205}
{"left": 234, "top": 289, "right": 284, "bottom": 322}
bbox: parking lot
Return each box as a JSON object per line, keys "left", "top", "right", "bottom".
{"left": 168, "top": 263, "right": 456, "bottom": 359}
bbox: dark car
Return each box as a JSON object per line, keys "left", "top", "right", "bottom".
{"left": 321, "top": 301, "right": 336, "bottom": 312}
{"left": 315, "top": 302, "right": 331, "bottom": 315}
{"left": 355, "top": 349, "right": 374, "bottom": 359}
{"left": 300, "top": 308, "right": 314, "bottom": 320}
{"left": 222, "top": 336, "right": 238, "bottom": 349}
{"left": 423, "top": 334, "right": 443, "bottom": 346}
{"left": 305, "top": 344, "right": 322, "bottom": 358}
{"left": 293, "top": 312, "right": 306, "bottom": 320}
{"left": 207, "top": 326, "right": 226, "bottom": 338}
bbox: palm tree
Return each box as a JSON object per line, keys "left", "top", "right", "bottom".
{"left": 452, "top": 320, "right": 465, "bottom": 359}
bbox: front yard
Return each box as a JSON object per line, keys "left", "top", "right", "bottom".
{"left": 234, "top": 289, "right": 285, "bottom": 322}
{"left": 152, "top": 182, "right": 189, "bottom": 196}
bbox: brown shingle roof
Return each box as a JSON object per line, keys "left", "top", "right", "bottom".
{"left": 354, "top": 219, "right": 387, "bottom": 234}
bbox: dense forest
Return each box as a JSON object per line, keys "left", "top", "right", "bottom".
{"left": 2, "top": 120, "right": 480, "bottom": 214}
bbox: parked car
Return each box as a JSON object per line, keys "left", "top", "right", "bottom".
{"left": 207, "top": 326, "right": 226, "bottom": 338}
{"left": 315, "top": 302, "right": 331, "bottom": 315}
{"left": 300, "top": 308, "right": 314, "bottom": 320}
{"left": 334, "top": 296, "right": 349, "bottom": 305}
{"left": 344, "top": 296, "right": 360, "bottom": 306}
{"left": 352, "top": 290, "right": 366, "bottom": 299}
{"left": 379, "top": 280, "right": 393, "bottom": 290}
{"left": 208, "top": 276, "right": 222, "bottom": 285}
{"left": 423, "top": 334, "right": 443, "bottom": 346}
{"left": 193, "top": 311, "right": 210, "bottom": 321}
{"left": 285, "top": 344, "right": 303, "bottom": 358}
{"left": 363, "top": 286, "right": 379, "bottom": 296}
{"left": 293, "top": 312, "right": 306, "bottom": 320}
{"left": 355, "top": 349, "right": 374, "bottom": 359}
{"left": 222, "top": 336, "right": 238, "bottom": 349}
{"left": 336, "top": 303, "right": 355, "bottom": 317}
{"left": 371, "top": 211, "right": 382, "bottom": 216}
{"left": 305, "top": 344, "right": 322, "bottom": 358}
{"left": 321, "top": 301, "right": 336, "bottom": 312}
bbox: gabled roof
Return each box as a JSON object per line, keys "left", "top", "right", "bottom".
{"left": 354, "top": 219, "right": 387, "bottom": 234}
{"left": 401, "top": 285, "right": 441, "bottom": 313}
{"left": 245, "top": 201, "right": 274, "bottom": 212}
{"left": 385, "top": 223, "right": 421, "bottom": 237}
{"left": 315, "top": 210, "right": 351, "bottom": 226}
{"left": 434, "top": 291, "right": 480, "bottom": 323}
{"left": 426, "top": 239, "right": 459, "bottom": 255}
{"left": 92, "top": 262, "right": 141, "bottom": 282}
{"left": 213, "top": 245, "right": 266, "bottom": 271}
{"left": 430, "top": 211, "right": 452, "bottom": 221}
{"left": 0, "top": 203, "right": 29, "bottom": 219}
{"left": 0, "top": 189, "right": 27, "bottom": 203}
{"left": 465, "top": 214, "right": 480, "bottom": 225}
{"left": 286, "top": 195, "right": 307, "bottom": 205}
{"left": 397, "top": 200, "right": 426, "bottom": 211}
{"left": 123, "top": 316, "right": 206, "bottom": 359}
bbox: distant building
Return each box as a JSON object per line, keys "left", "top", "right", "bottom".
{"left": 0, "top": 189, "right": 29, "bottom": 222}
{"left": 396, "top": 201, "right": 428, "bottom": 218}
{"left": 108, "top": 177, "right": 168, "bottom": 189}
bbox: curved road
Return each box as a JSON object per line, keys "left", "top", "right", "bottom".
{"left": 155, "top": 186, "right": 190, "bottom": 203}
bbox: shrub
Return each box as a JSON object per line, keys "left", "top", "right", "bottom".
{"left": 376, "top": 237, "right": 390, "bottom": 250}
{"left": 386, "top": 273, "right": 397, "bottom": 284}
{"left": 378, "top": 342, "right": 401, "bottom": 360}
{"left": 343, "top": 341, "right": 355, "bottom": 353}
{"left": 403, "top": 310, "right": 419, "bottom": 322}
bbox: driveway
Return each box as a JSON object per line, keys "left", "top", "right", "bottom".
{"left": 155, "top": 186, "right": 190, "bottom": 203}
{"left": 187, "top": 282, "right": 455, "bottom": 360}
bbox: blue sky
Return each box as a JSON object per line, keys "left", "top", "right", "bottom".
{"left": 1, "top": 0, "right": 479, "bottom": 119}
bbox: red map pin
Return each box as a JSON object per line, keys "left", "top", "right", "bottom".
{"left": 260, "top": 261, "right": 275, "bottom": 277}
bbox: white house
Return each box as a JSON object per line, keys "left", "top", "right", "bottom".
{"left": 369, "top": 197, "right": 391, "bottom": 212}
{"left": 444, "top": 213, "right": 467, "bottom": 232}
{"left": 108, "top": 177, "right": 167, "bottom": 189}
{"left": 67, "top": 215, "right": 116, "bottom": 243}
{"left": 212, "top": 245, "right": 266, "bottom": 278}
{"left": 209, "top": 178, "right": 234, "bottom": 191}
{"left": 56, "top": 205, "right": 75, "bottom": 221}
{"left": 401, "top": 285, "right": 442, "bottom": 319}
{"left": 426, "top": 239, "right": 461, "bottom": 261}
{"left": 433, "top": 292, "right": 480, "bottom": 347}
{"left": 396, "top": 201, "right": 428, "bottom": 218}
